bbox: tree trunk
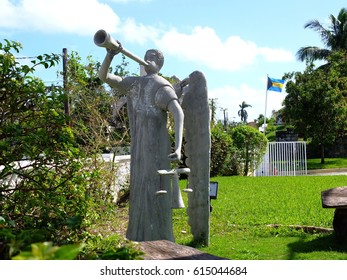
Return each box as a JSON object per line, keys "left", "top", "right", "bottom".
{"left": 244, "top": 146, "right": 249, "bottom": 176}
{"left": 320, "top": 144, "right": 325, "bottom": 164}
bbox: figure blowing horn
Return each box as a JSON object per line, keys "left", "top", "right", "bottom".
{"left": 94, "top": 29, "right": 149, "bottom": 67}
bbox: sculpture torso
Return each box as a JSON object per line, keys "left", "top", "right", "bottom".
{"left": 122, "top": 74, "right": 176, "bottom": 242}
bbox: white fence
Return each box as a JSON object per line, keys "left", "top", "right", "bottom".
{"left": 0, "top": 154, "right": 131, "bottom": 203}
{"left": 255, "top": 142, "right": 307, "bottom": 176}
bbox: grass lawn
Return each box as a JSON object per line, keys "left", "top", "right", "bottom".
{"left": 172, "top": 175, "right": 347, "bottom": 260}
{"left": 307, "top": 158, "right": 347, "bottom": 170}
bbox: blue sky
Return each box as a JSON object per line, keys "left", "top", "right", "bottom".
{"left": 1, "top": 0, "right": 346, "bottom": 121}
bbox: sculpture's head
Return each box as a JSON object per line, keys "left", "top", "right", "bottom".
{"left": 144, "top": 49, "right": 164, "bottom": 74}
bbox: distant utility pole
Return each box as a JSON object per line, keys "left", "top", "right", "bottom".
{"left": 62, "top": 48, "right": 70, "bottom": 117}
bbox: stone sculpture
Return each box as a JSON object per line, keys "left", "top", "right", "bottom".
{"left": 95, "top": 30, "right": 210, "bottom": 244}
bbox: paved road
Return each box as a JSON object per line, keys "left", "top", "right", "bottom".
{"left": 307, "top": 168, "right": 347, "bottom": 176}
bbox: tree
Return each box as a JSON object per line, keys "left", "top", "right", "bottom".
{"left": 238, "top": 101, "right": 251, "bottom": 123}
{"left": 296, "top": 8, "right": 347, "bottom": 62}
{"left": 283, "top": 52, "right": 347, "bottom": 163}
{"left": 231, "top": 125, "right": 267, "bottom": 176}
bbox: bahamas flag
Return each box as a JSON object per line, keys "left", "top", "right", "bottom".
{"left": 267, "top": 77, "right": 285, "bottom": 92}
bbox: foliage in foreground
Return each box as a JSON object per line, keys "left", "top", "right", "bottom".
{"left": 0, "top": 39, "right": 91, "bottom": 258}
{"left": 11, "top": 242, "right": 84, "bottom": 260}
{"left": 0, "top": 39, "right": 138, "bottom": 260}
{"left": 10, "top": 236, "right": 143, "bottom": 260}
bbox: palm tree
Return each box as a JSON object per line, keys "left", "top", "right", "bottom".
{"left": 296, "top": 8, "right": 347, "bottom": 62}
{"left": 238, "top": 101, "right": 252, "bottom": 123}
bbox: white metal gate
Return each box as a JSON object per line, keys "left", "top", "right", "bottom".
{"left": 255, "top": 142, "right": 307, "bottom": 176}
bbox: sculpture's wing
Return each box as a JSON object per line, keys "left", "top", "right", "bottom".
{"left": 180, "top": 71, "right": 211, "bottom": 245}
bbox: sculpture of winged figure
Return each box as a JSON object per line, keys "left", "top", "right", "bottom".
{"left": 95, "top": 30, "right": 210, "bottom": 245}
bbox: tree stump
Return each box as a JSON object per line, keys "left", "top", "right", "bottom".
{"left": 321, "top": 187, "right": 347, "bottom": 241}
{"left": 333, "top": 208, "right": 347, "bottom": 242}
{"left": 139, "top": 240, "right": 227, "bottom": 260}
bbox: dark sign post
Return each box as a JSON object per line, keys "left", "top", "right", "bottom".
{"left": 209, "top": 182, "right": 219, "bottom": 212}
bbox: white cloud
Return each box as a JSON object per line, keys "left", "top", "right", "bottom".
{"left": 156, "top": 26, "right": 294, "bottom": 71}
{"left": 119, "top": 18, "right": 160, "bottom": 45}
{"left": 259, "top": 47, "right": 294, "bottom": 62}
{"left": 0, "top": 2, "right": 294, "bottom": 72}
{"left": 107, "top": 0, "right": 152, "bottom": 2}
{"left": 209, "top": 84, "right": 286, "bottom": 122}
{"left": 0, "top": 0, "right": 120, "bottom": 35}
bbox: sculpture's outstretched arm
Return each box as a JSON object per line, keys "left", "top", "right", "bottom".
{"left": 98, "top": 49, "right": 124, "bottom": 89}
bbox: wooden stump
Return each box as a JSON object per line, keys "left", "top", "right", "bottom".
{"left": 333, "top": 208, "right": 347, "bottom": 242}
{"left": 322, "top": 187, "right": 347, "bottom": 208}
{"left": 321, "top": 187, "right": 347, "bottom": 241}
{"left": 139, "top": 240, "right": 227, "bottom": 260}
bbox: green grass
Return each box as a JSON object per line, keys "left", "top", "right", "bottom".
{"left": 307, "top": 158, "right": 347, "bottom": 170}
{"left": 173, "top": 175, "right": 347, "bottom": 260}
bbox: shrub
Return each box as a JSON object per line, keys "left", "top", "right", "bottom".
{"left": 0, "top": 40, "right": 124, "bottom": 259}
{"left": 231, "top": 125, "right": 268, "bottom": 176}
{"left": 210, "top": 124, "right": 232, "bottom": 177}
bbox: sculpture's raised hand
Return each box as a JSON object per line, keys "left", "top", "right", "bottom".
{"left": 168, "top": 149, "right": 181, "bottom": 161}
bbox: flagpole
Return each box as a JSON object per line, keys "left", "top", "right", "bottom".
{"left": 264, "top": 74, "right": 269, "bottom": 135}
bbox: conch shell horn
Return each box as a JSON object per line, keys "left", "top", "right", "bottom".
{"left": 94, "top": 29, "right": 149, "bottom": 67}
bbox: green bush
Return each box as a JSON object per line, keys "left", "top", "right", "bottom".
{"left": 12, "top": 242, "right": 84, "bottom": 260}
{"left": 210, "top": 123, "right": 234, "bottom": 176}
{"left": 231, "top": 125, "right": 268, "bottom": 176}
{"left": 0, "top": 40, "right": 132, "bottom": 260}
{"left": 210, "top": 123, "right": 267, "bottom": 177}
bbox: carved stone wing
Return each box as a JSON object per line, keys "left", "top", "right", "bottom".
{"left": 180, "top": 71, "right": 211, "bottom": 245}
